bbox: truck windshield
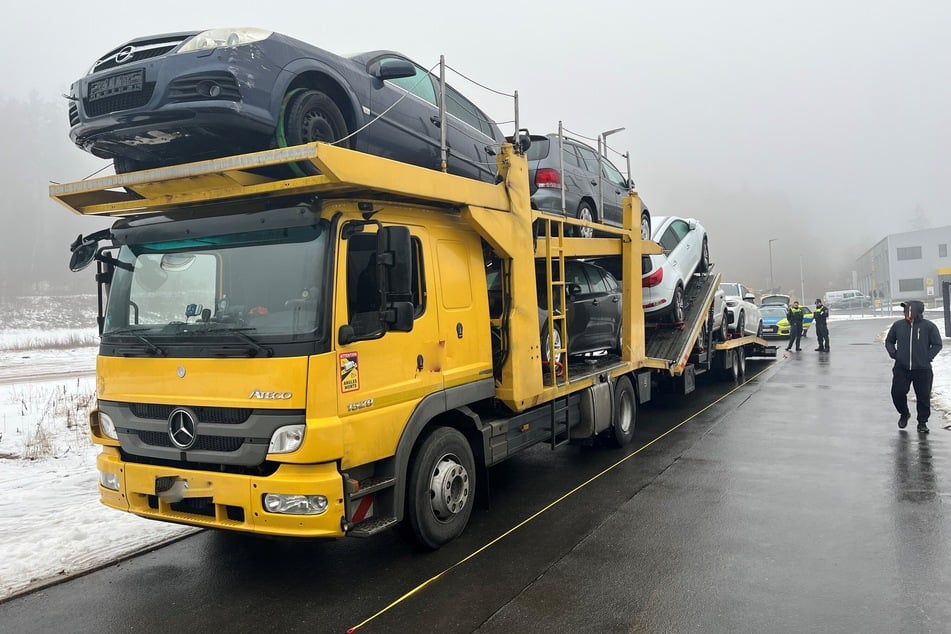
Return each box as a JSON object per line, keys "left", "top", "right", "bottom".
{"left": 103, "top": 224, "right": 329, "bottom": 342}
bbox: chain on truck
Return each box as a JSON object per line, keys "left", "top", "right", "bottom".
{"left": 51, "top": 141, "right": 775, "bottom": 549}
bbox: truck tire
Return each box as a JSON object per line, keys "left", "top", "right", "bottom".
{"left": 607, "top": 376, "right": 636, "bottom": 447}
{"left": 406, "top": 427, "right": 475, "bottom": 549}
{"left": 736, "top": 345, "right": 746, "bottom": 378}
{"left": 280, "top": 88, "right": 350, "bottom": 176}
{"left": 722, "top": 348, "right": 740, "bottom": 382}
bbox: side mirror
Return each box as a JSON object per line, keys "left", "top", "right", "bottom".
{"left": 69, "top": 238, "right": 98, "bottom": 272}
{"left": 743, "top": 293, "right": 756, "bottom": 302}
{"left": 567, "top": 283, "right": 583, "bottom": 297}
{"left": 375, "top": 58, "right": 415, "bottom": 81}
{"left": 385, "top": 301, "right": 414, "bottom": 332}
{"left": 378, "top": 226, "right": 412, "bottom": 300}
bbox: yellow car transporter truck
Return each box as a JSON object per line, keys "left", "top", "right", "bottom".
{"left": 51, "top": 142, "right": 772, "bottom": 548}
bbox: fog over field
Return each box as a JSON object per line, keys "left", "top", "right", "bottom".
{"left": 2, "top": 0, "right": 948, "bottom": 298}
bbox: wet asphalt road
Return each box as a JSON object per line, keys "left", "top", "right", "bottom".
{"left": 3, "top": 317, "right": 950, "bottom": 633}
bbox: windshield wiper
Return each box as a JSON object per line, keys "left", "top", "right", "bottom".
{"left": 200, "top": 326, "right": 274, "bottom": 358}
{"left": 106, "top": 327, "right": 166, "bottom": 357}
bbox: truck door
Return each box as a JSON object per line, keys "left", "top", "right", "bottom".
{"left": 335, "top": 226, "right": 442, "bottom": 467}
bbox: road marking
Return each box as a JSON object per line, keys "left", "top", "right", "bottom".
{"left": 347, "top": 365, "right": 771, "bottom": 632}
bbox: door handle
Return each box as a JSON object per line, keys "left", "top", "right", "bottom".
{"left": 592, "top": 299, "right": 599, "bottom": 306}
{"left": 590, "top": 179, "right": 598, "bottom": 186}
{"left": 429, "top": 115, "right": 442, "bottom": 128}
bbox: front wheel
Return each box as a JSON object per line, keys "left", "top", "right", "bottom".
{"left": 406, "top": 427, "right": 476, "bottom": 549}
{"left": 735, "top": 311, "right": 746, "bottom": 336}
{"left": 697, "top": 237, "right": 710, "bottom": 272}
{"left": 717, "top": 308, "right": 729, "bottom": 341}
{"left": 279, "top": 88, "right": 350, "bottom": 176}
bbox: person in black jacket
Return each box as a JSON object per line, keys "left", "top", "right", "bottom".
{"left": 813, "top": 298, "right": 830, "bottom": 352}
{"left": 785, "top": 301, "right": 805, "bottom": 351}
{"left": 884, "top": 300, "right": 943, "bottom": 433}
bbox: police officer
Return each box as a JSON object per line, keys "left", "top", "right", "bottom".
{"left": 785, "top": 301, "right": 805, "bottom": 351}
{"left": 813, "top": 298, "right": 830, "bottom": 352}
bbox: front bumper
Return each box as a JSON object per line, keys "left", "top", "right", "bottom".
{"left": 97, "top": 448, "right": 346, "bottom": 537}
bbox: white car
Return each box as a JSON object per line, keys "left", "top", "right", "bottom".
{"left": 720, "top": 282, "right": 763, "bottom": 337}
{"left": 642, "top": 216, "right": 709, "bottom": 322}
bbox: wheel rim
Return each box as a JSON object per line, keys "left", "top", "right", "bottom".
{"left": 673, "top": 287, "right": 684, "bottom": 321}
{"left": 617, "top": 387, "right": 634, "bottom": 434}
{"left": 737, "top": 313, "right": 745, "bottom": 335}
{"left": 577, "top": 205, "right": 594, "bottom": 238}
{"left": 428, "top": 454, "right": 470, "bottom": 521}
{"left": 543, "top": 325, "right": 563, "bottom": 363}
{"left": 641, "top": 214, "right": 651, "bottom": 241}
{"left": 299, "top": 109, "right": 335, "bottom": 144}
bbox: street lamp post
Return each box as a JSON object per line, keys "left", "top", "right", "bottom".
{"left": 768, "top": 238, "right": 778, "bottom": 291}
{"left": 598, "top": 127, "right": 625, "bottom": 223}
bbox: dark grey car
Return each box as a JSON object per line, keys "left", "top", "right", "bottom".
{"left": 67, "top": 27, "right": 506, "bottom": 181}
{"left": 525, "top": 133, "right": 651, "bottom": 239}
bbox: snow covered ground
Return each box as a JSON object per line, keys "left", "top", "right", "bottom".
{"left": 1, "top": 312, "right": 949, "bottom": 602}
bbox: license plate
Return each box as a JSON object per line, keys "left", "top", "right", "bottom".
{"left": 763, "top": 326, "right": 776, "bottom": 333}
{"left": 89, "top": 69, "right": 143, "bottom": 102}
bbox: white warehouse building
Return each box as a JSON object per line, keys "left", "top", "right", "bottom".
{"left": 855, "top": 225, "right": 951, "bottom": 307}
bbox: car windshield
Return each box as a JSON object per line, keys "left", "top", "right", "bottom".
{"left": 720, "top": 283, "right": 741, "bottom": 297}
{"left": 761, "top": 306, "right": 787, "bottom": 318}
{"left": 103, "top": 223, "right": 330, "bottom": 341}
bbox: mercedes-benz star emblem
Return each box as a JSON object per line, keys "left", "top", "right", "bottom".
{"left": 168, "top": 408, "right": 198, "bottom": 450}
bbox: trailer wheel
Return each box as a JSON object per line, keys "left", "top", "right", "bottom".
{"left": 406, "top": 427, "right": 475, "bottom": 549}
{"left": 280, "top": 88, "right": 350, "bottom": 176}
{"left": 607, "top": 376, "right": 637, "bottom": 447}
{"left": 722, "top": 348, "right": 740, "bottom": 382}
{"left": 736, "top": 345, "right": 747, "bottom": 378}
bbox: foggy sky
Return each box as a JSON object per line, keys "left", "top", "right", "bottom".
{"left": 3, "top": 0, "right": 949, "bottom": 299}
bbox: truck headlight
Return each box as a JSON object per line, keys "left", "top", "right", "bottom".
{"left": 95, "top": 411, "right": 118, "bottom": 440}
{"left": 268, "top": 424, "right": 305, "bottom": 454}
{"left": 262, "top": 493, "right": 328, "bottom": 515}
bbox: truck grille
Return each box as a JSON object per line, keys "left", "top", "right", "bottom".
{"left": 130, "top": 403, "right": 252, "bottom": 425}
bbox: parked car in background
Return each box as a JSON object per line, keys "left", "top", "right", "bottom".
{"left": 720, "top": 282, "right": 763, "bottom": 337}
{"left": 67, "top": 28, "right": 506, "bottom": 182}
{"left": 641, "top": 216, "right": 709, "bottom": 322}
{"left": 525, "top": 133, "right": 651, "bottom": 240}
{"left": 758, "top": 303, "right": 814, "bottom": 338}
{"left": 759, "top": 293, "right": 791, "bottom": 307}
{"left": 823, "top": 289, "right": 872, "bottom": 310}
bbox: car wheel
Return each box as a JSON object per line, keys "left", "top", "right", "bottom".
{"left": 575, "top": 202, "right": 595, "bottom": 238}
{"left": 755, "top": 320, "right": 763, "bottom": 338}
{"left": 280, "top": 89, "right": 350, "bottom": 176}
{"left": 736, "top": 311, "right": 745, "bottom": 336}
{"left": 606, "top": 376, "right": 636, "bottom": 447}
{"left": 718, "top": 308, "right": 729, "bottom": 341}
{"left": 640, "top": 211, "right": 651, "bottom": 241}
{"left": 406, "top": 427, "right": 475, "bottom": 549}
{"left": 541, "top": 322, "right": 564, "bottom": 365}
{"left": 670, "top": 285, "right": 685, "bottom": 323}
{"left": 697, "top": 237, "right": 710, "bottom": 273}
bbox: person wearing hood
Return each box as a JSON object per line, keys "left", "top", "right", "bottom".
{"left": 884, "top": 300, "right": 943, "bottom": 433}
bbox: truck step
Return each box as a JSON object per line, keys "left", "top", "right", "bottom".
{"left": 350, "top": 476, "right": 396, "bottom": 500}
{"left": 348, "top": 516, "right": 399, "bottom": 537}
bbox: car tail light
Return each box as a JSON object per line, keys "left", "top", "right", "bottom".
{"left": 642, "top": 267, "right": 663, "bottom": 288}
{"left": 535, "top": 168, "right": 561, "bottom": 188}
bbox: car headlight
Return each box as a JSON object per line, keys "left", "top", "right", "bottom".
{"left": 726, "top": 300, "right": 738, "bottom": 308}
{"left": 178, "top": 28, "right": 273, "bottom": 54}
{"left": 268, "top": 424, "right": 305, "bottom": 454}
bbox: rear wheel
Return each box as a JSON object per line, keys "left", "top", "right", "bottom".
{"left": 640, "top": 212, "right": 651, "bottom": 241}
{"left": 722, "top": 348, "right": 740, "bottom": 381}
{"left": 575, "top": 202, "right": 595, "bottom": 238}
{"left": 406, "top": 428, "right": 475, "bottom": 549}
{"left": 717, "top": 308, "right": 729, "bottom": 341}
{"left": 736, "top": 345, "right": 747, "bottom": 378}
{"left": 735, "top": 311, "right": 746, "bottom": 336}
{"left": 606, "top": 376, "right": 636, "bottom": 447}
{"left": 755, "top": 320, "right": 763, "bottom": 338}
{"left": 670, "top": 285, "right": 685, "bottom": 323}
{"left": 280, "top": 88, "right": 350, "bottom": 176}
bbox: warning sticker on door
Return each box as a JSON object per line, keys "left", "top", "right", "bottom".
{"left": 340, "top": 352, "right": 360, "bottom": 393}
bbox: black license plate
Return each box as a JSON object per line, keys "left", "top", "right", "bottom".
{"left": 89, "top": 69, "right": 143, "bottom": 102}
